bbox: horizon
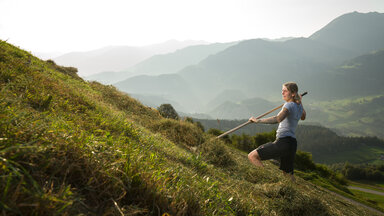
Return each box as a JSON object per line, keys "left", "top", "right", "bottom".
{"left": 1, "top": 0, "right": 383, "bottom": 55}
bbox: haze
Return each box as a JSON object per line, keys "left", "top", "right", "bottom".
{"left": 1, "top": 0, "right": 383, "bottom": 54}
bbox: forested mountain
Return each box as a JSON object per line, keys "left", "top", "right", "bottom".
{"left": 310, "top": 12, "right": 384, "bottom": 55}
{"left": 296, "top": 125, "right": 384, "bottom": 164}
{"left": 309, "top": 94, "right": 384, "bottom": 138}
{"left": 54, "top": 40, "right": 207, "bottom": 76}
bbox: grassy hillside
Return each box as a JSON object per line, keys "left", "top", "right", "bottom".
{"left": 0, "top": 40, "right": 382, "bottom": 215}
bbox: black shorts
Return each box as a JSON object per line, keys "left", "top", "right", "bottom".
{"left": 256, "top": 137, "right": 297, "bottom": 174}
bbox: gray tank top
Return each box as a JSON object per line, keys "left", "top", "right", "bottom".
{"left": 276, "top": 102, "right": 303, "bottom": 139}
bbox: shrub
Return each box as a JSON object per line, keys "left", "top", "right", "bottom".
{"left": 184, "top": 117, "right": 205, "bottom": 132}
{"left": 294, "top": 151, "right": 317, "bottom": 171}
{"left": 150, "top": 119, "right": 204, "bottom": 147}
{"left": 207, "top": 128, "right": 230, "bottom": 143}
{"left": 198, "top": 137, "right": 235, "bottom": 168}
{"left": 46, "top": 59, "right": 80, "bottom": 79}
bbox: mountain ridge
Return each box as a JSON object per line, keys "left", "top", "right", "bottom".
{"left": 310, "top": 11, "right": 384, "bottom": 54}
{"left": 87, "top": 42, "right": 236, "bottom": 84}
{"left": 54, "top": 40, "right": 208, "bottom": 76}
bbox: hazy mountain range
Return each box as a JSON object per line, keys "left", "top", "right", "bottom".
{"left": 115, "top": 12, "right": 383, "bottom": 102}
{"left": 86, "top": 42, "right": 237, "bottom": 84}
{"left": 53, "top": 40, "right": 208, "bottom": 76}
{"left": 55, "top": 11, "right": 384, "bottom": 138}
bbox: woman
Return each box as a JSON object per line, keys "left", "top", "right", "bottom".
{"left": 248, "top": 82, "right": 306, "bottom": 181}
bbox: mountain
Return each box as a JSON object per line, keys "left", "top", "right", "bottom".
{"left": 129, "top": 93, "right": 185, "bottom": 111}
{"left": 54, "top": 40, "right": 208, "bottom": 76}
{"left": 111, "top": 12, "right": 384, "bottom": 139}
{"left": 310, "top": 12, "right": 384, "bottom": 55}
{"left": 4, "top": 39, "right": 380, "bottom": 215}
{"left": 86, "top": 42, "right": 236, "bottom": 84}
{"left": 333, "top": 49, "right": 384, "bottom": 96}
{"left": 125, "top": 42, "right": 237, "bottom": 77}
{"left": 205, "top": 89, "right": 248, "bottom": 111}
{"left": 309, "top": 94, "right": 384, "bottom": 138}
{"left": 113, "top": 74, "right": 200, "bottom": 112}
{"left": 178, "top": 37, "right": 353, "bottom": 103}
{"left": 207, "top": 49, "right": 384, "bottom": 136}
{"left": 117, "top": 37, "right": 347, "bottom": 114}
{"left": 207, "top": 97, "right": 279, "bottom": 120}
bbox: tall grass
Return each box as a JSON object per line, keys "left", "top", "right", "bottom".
{"left": 1, "top": 40, "right": 382, "bottom": 215}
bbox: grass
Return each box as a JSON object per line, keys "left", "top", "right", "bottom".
{"left": 349, "top": 181, "right": 384, "bottom": 193}
{"left": 349, "top": 189, "right": 384, "bottom": 209}
{"left": 295, "top": 171, "right": 384, "bottom": 213}
{"left": 1, "top": 39, "right": 383, "bottom": 215}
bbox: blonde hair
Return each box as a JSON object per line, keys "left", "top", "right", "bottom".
{"left": 283, "top": 82, "right": 300, "bottom": 102}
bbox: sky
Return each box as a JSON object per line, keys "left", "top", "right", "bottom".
{"left": 1, "top": 0, "right": 384, "bottom": 54}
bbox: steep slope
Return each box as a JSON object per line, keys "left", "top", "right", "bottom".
{"left": 1, "top": 40, "right": 382, "bottom": 215}
{"left": 310, "top": 12, "right": 384, "bottom": 55}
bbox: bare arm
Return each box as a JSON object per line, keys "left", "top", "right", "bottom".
{"left": 249, "top": 108, "right": 289, "bottom": 124}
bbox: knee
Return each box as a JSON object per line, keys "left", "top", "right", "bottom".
{"left": 248, "top": 150, "right": 259, "bottom": 161}
{"left": 248, "top": 152, "right": 252, "bottom": 161}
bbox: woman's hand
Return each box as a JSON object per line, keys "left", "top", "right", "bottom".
{"left": 298, "top": 94, "right": 303, "bottom": 104}
{"left": 249, "top": 116, "right": 261, "bottom": 123}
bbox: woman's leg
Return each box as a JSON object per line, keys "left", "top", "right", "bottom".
{"left": 248, "top": 149, "right": 264, "bottom": 167}
{"left": 279, "top": 137, "right": 297, "bottom": 181}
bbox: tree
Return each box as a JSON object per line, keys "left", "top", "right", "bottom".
{"left": 157, "top": 104, "right": 179, "bottom": 120}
